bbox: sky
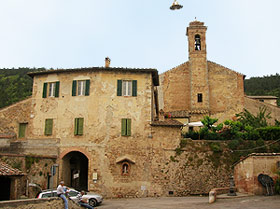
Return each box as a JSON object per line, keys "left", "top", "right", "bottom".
{"left": 0, "top": 0, "right": 280, "bottom": 78}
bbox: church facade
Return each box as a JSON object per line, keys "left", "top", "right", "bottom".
{"left": 158, "top": 20, "right": 245, "bottom": 125}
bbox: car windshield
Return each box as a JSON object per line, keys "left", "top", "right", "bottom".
{"left": 41, "top": 191, "right": 57, "bottom": 198}
{"left": 68, "top": 190, "right": 79, "bottom": 197}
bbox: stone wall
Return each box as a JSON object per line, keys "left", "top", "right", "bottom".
{"left": 208, "top": 61, "right": 244, "bottom": 122}
{"left": 158, "top": 62, "right": 191, "bottom": 111}
{"left": 244, "top": 97, "right": 280, "bottom": 124}
{"left": 149, "top": 138, "right": 232, "bottom": 196}
{"left": 0, "top": 154, "right": 58, "bottom": 198}
{"left": 234, "top": 154, "right": 280, "bottom": 195}
{"left": 0, "top": 98, "right": 32, "bottom": 136}
{"left": 0, "top": 198, "right": 81, "bottom": 209}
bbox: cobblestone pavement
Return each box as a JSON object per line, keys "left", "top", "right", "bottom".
{"left": 98, "top": 196, "right": 280, "bottom": 209}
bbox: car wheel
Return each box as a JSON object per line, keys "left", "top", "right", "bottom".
{"left": 89, "top": 198, "right": 97, "bottom": 207}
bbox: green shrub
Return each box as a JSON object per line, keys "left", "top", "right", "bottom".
{"left": 228, "top": 139, "right": 240, "bottom": 150}
{"left": 184, "top": 131, "right": 200, "bottom": 140}
{"left": 210, "top": 143, "right": 222, "bottom": 152}
{"left": 257, "top": 126, "right": 280, "bottom": 141}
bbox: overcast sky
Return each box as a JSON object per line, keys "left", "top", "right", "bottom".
{"left": 0, "top": 0, "right": 279, "bottom": 78}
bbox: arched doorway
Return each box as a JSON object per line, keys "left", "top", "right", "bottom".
{"left": 62, "top": 151, "right": 88, "bottom": 191}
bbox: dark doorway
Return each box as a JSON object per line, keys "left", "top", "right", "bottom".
{"left": 62, "top": 151, "right": 88, "bottom": 191}
{"left": 0, "top": 176, "right": 11, "bottom": 200}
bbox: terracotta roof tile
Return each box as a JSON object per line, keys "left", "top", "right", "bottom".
{"left": 0, "top": 133, "right": 16, "bottom": 139}
{"left": 247, "top": 96, "right": 278, "bottom": 99}
{"left": 28, "top": 67, "right": 159, "bottom": 86}
{"left": 165, "top": 109, "right": 209, "bottom": 118}
{"left": 151, "top": 119, "right": 183, "bottom": 127}
{"left": 0, "top": 161, "right": 24, "bottom": 176}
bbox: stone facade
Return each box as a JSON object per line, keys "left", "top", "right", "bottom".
{"left": 234, "top": 153, "right": 280, "bottom": 195}
{"left": 244, "top": 97, "right": 280, "bottom": 125}
{"left": 247, "top": 96, "right": 278, "bottom": 107}
{"left": 158, "top": 21, "right": 245, "bottom": 124}
{"left": 0, "top": 98, "right": 32, "bottom": 137}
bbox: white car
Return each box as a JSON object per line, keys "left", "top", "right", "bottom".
{"left": 36, "top": 188, "right": 103, "bottom": 207}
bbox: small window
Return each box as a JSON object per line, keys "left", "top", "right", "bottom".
{"left": 121, "top": 162, "right": 130, "bottom": 175}
{"left": 44, "top": 119, "right": 53, "bottom": 136}
{"left": 74, "top": 118, "right": 84, "bottom": 136}
{"left": 72, "top": 80, "right": 90, "bottom": 96}
{"left": 117, "top": 80, "right": 137, "bottom": 97}
{"left": 197, "top": 93, "right": 203, "bottom": 103}
{"left": 18, "top": 123, "right": 27, "bottom": 138}
{"left": 195, "top": 34, "right": 201, "bottom": 51}
{"left": 42, "top": 82, "right": 60, "bottom": 98}
{"left": 121, "top": 118, "right": 131, "bottom": 136}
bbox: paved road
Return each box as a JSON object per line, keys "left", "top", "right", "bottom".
{"left": 98, "top": 196, "right": 280, "bottom": 209}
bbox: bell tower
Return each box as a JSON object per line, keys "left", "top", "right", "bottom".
{"left": 187, "top": 20, "right": 209, "bottom": 111}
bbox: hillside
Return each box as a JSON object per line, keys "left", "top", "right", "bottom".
{"left": 244, "top": 73, "right": 280, "bottom": 106}
{"left": 0, "top": 68, "right": 45, "bottom": 109}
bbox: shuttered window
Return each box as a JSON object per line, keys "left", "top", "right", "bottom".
{"left": 74, "top": 118, "right": 84, "bottom": 135}
{"left": 18, "top": 123, "right": 27, "bottom": 138}
{"left": 42, "top": 82, "right": 60, "bottom": 98}
{"left": 44, "top": 119, "right": 53, "bottom": 136}
{"left": 117, "top": 80, "right": 137, "bottom": 97}
{"left": 72, "top": 80, "right": 90, "bottom": 96}
{"left": 121, "top": 118, "right": 131, "bottom": 136}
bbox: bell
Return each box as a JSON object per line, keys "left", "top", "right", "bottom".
{"left": 170, "top": 0, "right": 183, "bottom": 10}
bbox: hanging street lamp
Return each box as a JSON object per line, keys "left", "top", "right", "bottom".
{"left": 170, "top": 0, "right": 183, "bottom": 10}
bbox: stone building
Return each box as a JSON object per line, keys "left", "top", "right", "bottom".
{"left": 246, "top": 96, "right": 278, "bottom": 107}
{"left": 158, "top": 20, "right": 245, "bottom": 124}
{"left": 234, "top": 153, "right": 280, "bottom": 195}
{"left": 0, "top": 61, "right": 184, "bottom": 198}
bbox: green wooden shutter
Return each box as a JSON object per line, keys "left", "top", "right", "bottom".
{"left": 85, "top": 80, "right": 90, "bottom": 96}
{"left": 78, "top": 118, "right": 84, "bottom": 135}
{"left": 55, "top": 81, "right": 60, "bottom": 97}
{"left": 126, "top": 119, "right": 131, "bottom": 136}
{"left": 132, "top": 80, "right": 137, "bottom": 97}
{"left": 121, "top": 119, "right": 126, "bottom": 136}
{"left": 18, "top": 123, "right": 26, "bottom": 138}
{"left": 45, "top": 119, "right": 53, "bottom": 136}
{"left": 74, "top": 118, "right": 79, "bottom": 135}
{"left": 72, "top": 80, "right": 77, "bottom": 96}
{"left": 117, "top": 80, "right": 122, "bottom": 96}
{"left": 42, "top": 83, "right": 48, "bottom": 98}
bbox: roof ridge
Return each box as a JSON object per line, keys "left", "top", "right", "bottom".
{"left": 207, "top": 60, "right": 244, "bottom": 77}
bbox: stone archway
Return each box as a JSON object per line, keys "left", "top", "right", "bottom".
{"left": 62, "top": 151, "right": 88, "bottom": 191}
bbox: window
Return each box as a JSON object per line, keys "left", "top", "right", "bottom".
{"left": 121, "top": 162, "right": 130, "bottom": 175}
{"left": 197, "top": 93, "right": 203, "bottom": 103}
{"left": 42, "top": 82, "right": 60, "bottom": 98}
{"left": 74, "top": 118, "right": 84, "bottom": 135}
{"left": 44, "top": 119, "right": 53, "bottom": 136}
{"left": 72, "top": 80, "right": 90, "bottom": 96}
{"left": 18, "top": 123, "right": 27, "bottom": 138}
{"left": 121, "top": 118, "right": 131, "bottom": 136}
{"left": 117, "top": 80, "right": 137, "bottom": 97}
{"left": 195, "top": 34, "right": 201, "bottom": 51}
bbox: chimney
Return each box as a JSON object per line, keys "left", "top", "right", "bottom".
{"left": 105, "top": 57, "right": 111, "bottom": 68}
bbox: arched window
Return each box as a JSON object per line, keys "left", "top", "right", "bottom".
{"left": 121, "top": 162, "right": 130, "bottom": 175}
{"left": 195, "top": 34, "right": 201, "bottom": 51}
